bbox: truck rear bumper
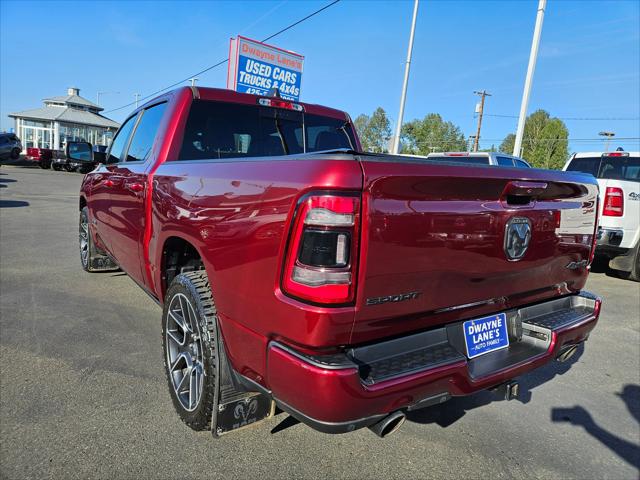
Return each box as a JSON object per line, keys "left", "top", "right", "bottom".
{"left": 266, "top": 291, "right": 601, "bottom": 433}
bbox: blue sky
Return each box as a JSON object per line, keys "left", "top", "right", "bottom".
{"left": 1, "top": 0, "right": 639, "bottom": 152}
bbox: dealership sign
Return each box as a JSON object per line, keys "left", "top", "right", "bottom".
{"left": 227, "top": 36, "right": 304, "bottom": 101}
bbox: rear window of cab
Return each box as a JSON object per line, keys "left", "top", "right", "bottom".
{"left": 177, "top": 100, "right": 357, "bottom": 160}
{"left": 567, "top": 155, "right": 640, "bottom": 182}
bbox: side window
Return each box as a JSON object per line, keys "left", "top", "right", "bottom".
{"left": 515, "top": 159, "right": 530, "bottom": 168}
{"left": 107, "top": 115, "right": 137, "bottom": 164}
{"left": 496, "top": 156, "right": 515, "bottom": 167}
{"left": 124, "top": 103, "right": 167, "bottom": 162}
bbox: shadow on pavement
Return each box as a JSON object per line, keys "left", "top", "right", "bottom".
{"left": 406, "top": 344, "right": 585, "bottom": 427}
{"left": 0, "top": 200, "right": 30, "bottom": 208}
{"left": 0, "top": 158, "right": 39, "bottom": 168}
{"left": 0, "top": 177, "right": 16, "bottom": 188}
{"left": 589, "top": 255, "right": 633, "bottom": 281}
{"left": 551, "top": 384, "right": 640, "bottom": 470}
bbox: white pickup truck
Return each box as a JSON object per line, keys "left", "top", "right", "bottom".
{"left": 564, "top": 151, "right": 640, "bottom": 281}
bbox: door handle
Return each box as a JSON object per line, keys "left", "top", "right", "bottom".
{"left": 501, "top": 181, "right": 548, "bottom": 205}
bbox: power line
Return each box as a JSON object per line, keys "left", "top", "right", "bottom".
{"left": 104, "top": 0, "right": 341, "bottom": 115}
{"left": 485, "top": 114, "right": 640, "bottom": 121}
{"left": 413, "top": 137, "right": 640, "bottom": 146}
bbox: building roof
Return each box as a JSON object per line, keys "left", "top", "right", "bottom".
{"left": 43, "top": 94, "right": 102, "bottom": 110}
{"left": 9, "top": 107, "right": 120, "bottom": 129}
{"left": 8, "top": 87, "right": 119, "bottom": 129}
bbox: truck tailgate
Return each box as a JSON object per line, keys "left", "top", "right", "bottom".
{"left": 352, "top": 156, "right": 598, "bottom": 344}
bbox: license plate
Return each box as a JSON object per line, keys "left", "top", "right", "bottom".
{"left": 463, "top": 313, "right": 509, "bottom": 359}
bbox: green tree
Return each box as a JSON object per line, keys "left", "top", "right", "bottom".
{"left": 353, "top": 108, "right": 392, "bottom": 153}
{"left": 500, "top": 134, "right": 515, "bottom": 155}
{"left": 401, "top": 113, "right": 467, "bottom": 154}
{"left": 499, "top": 110, "right": 569, "bottom": 169}
{"left": 354, "top": 114, "right": 370, "bottom": 145}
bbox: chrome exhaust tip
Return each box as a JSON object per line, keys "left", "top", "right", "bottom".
{"left": 368, "top": 411, "right": 406, "bottom": 438}
{"left": 557, "top": 344, "right": 580, "bottom": 363}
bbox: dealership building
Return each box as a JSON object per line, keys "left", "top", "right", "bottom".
{"left": 8, "top": 87, "right": 119, "bottom": 151}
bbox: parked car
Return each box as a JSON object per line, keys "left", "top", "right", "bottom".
{"left": 52, "top": 144, "right": 107, "bottom": 173}
{"left": 0, "top": 133, "right": 22, "bottom": 160}
{"left": 563, "top": 150, "right": 640, "bottom": 280}
{"left": 25, "top": 147, "right": 53, "bottom": 169}
{"left": 70, "top": 86, "right": 601, "bottom": 439}
{"left": 426, "top": 151, "right": 532, "bottom": 167}
{"left": 51, "top": 150, "right": 69, "bottom": 172}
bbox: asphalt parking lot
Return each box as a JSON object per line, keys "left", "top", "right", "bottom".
{"left": 1, "top": 165, "right": 639, "bottom": 479}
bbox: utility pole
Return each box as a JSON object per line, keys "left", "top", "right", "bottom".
{"left": 599, "top": 131, "right": 615, "bottom": 152}
{"left": 134, "top": 93, "right": 141, "bottom": 108}
{"left": 513, "top": 0, "right": 546, "bottom": 157}
{"left": 473, "top": 90, "right": 491, "bottom": 152}
{"left": 392, "top": 0, "right": 419, "bottom": 155}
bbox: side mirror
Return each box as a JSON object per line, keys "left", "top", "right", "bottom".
{"left": 66, "top": 142, "right": 93, "bottom": 163}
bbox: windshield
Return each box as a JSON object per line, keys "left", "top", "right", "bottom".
{"left": 179, "top": 100, "right": 357, "bottom": 160}
{"left": 567, "top": 155, "right": 640, "bottom": 182}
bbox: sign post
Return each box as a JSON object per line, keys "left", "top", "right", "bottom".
{"left": 227, "top": 36, "right": 304, "bottom": 101}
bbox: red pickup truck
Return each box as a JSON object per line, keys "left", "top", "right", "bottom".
{"left": 72, "top": 86, "right": 601, "bottom": 438}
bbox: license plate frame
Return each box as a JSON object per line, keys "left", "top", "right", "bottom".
{"left": 463, "top": 312, "right": 509, "bottom": 359}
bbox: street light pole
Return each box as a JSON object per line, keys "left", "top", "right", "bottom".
{"left": 134, "top": 93, "right": 141, "bottom": 109}
{"left": 513, "top": 0, "right": 546, "bottom": 158}
{"left": 599, "top": 131, "right": 615, "bottom": 152}
{"left": 391, "top": 0, "right": 419, "bottom": 155}
{"left": 189, "top": 77, "right": 199, "bottom": 87}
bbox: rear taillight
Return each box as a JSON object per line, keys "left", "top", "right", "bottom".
{"left": 603, "top": 187, "right": 624, "bottom": 216}
{"left": 282, "top": 193, "right": 360, "bottom": 305}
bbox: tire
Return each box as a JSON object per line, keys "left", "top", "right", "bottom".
{"left": 10, "top": 148, "right": 20, "bottom": 160}
{"left": 79, "top": 207, "right": 93, "bottom": 271}
{"left": 65, "top": 164, "right": 75, "bottom": 173}
{"left": 39, "top": 159, "right": 51, "bottom": 169}
{"left": 162, "top": 271, "right": 219, "bottom": 431}
{"left": 52, "top": 162, "right": 62, "bottom": 171}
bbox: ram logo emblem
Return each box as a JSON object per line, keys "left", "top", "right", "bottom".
{"left": 504, "top": 217, "right": 532, "bottom": 261}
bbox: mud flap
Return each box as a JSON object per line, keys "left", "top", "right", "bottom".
{"left": 211, "top": 324, "right": 275, "bottom": 437}
{"left": 609, "top": 248, "right": 635, "bottom": 272}
{"left": 213, "top": 392, "right": 275, "bottom": 437}
{"left": 89, "top": 255, "right": 119, "bottom": 271}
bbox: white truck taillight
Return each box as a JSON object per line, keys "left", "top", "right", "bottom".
{"left": 603, "top": 187, "right": 624, "bottom": 216}
{"left": 282, "top": 193, "right": 360, "bottom": 305}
